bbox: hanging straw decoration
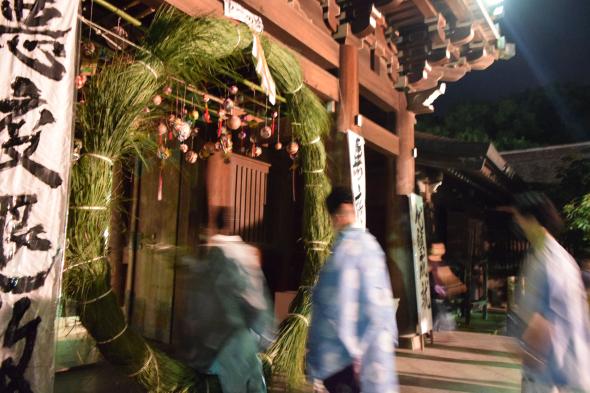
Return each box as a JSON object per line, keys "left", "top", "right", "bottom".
{"left": 68, "top": 6, "right": 331, "bottom": 392}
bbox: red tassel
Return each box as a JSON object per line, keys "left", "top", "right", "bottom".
{"left": 271, "top": 117, "right": 276, "bottom": 137}
{"left": 157, "top": 164, "right": 163, "bottom": 201}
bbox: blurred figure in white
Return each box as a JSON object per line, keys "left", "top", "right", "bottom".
{"left": 177, "top": 207, "right": 274, "bottom": 393}
{"left": 511, "top": 192, "right": 590, "bottom": 393}
{"left": 307, "top": 187, "right": 399, "bottom": 393}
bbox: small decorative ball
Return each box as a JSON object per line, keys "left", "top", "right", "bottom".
{"left": 177, "top": 122, "right": 191, "bottom": 142}
{"left": 199, "top": 148, "right": 210, "bottom": 159}
{"left": 249, "top": 135, "right": 257, "bottom": 144}
{"left": 82, "top": 41, "right": 96, "bottom": 57}
{"left": 173, "top": 118, "right": 184, "bottom": 131}
{"left": 223, "top": 98, "right": 234, "bottom": 112}
{"left": 238, "top": 130, "right": 247, "bottom": 140}
{"left": 190, "top": 110, "right": 199, "bottom": 121}
{"left": 204, "top": 141, "right": 216, "bottom": 154}
{"left": 157, "top": 122, "right": 168, "bottom": 135}
{"left": 218, "top": 109, "right": 227, "bottom": 119}
{"left": 152, "top": 95, "right": 162, "bottom": 106}
{"left": 157, "top": 145, "right": 171, "bottom": 160}
{"left": 243, "top": 114, "right": 254, "bottom": 122}
{"left": 142, "top": 107, "right": 150, "bottom": 113}
{"left": 229, "top": 85, "right": 239, "bottom": 95}
{"left": 215, "top": 141, "right": 221, "bottom": 151}
{"left": 275, "top": 142, "right": 283, "bottom": 150}
{"left": 75, "top": 74, "right": 87, "bottom": 89}
{"left": 272, "top": 111, "right": 278, "bottom": 119}
{"left": 163, "top": 86, "right": 172, "bottom": 95}
{"left": 192, "top": 126, "right": 199, "bottom": 135}
{"left": 179, "top": 143, "right": 189, "bottom": 153}
{"left": 255, "top": 146, "right": 263, "bottom": 157}
{"left": 168, "top": 114, "right": 176, "bottom": 123}
{"left": 260, "top": 125, "right": 272, "bottom": 139}
{"left": 287, "top": 141, "right": 299, "bottom": 156}
{"left": 203, "top": 94, "right": 210, "bottom": 103}
{"left": 227, "top": 115, "right": 242, "bottom": 130}
{"left": 185, "top": 150, "right": 198, "bottom": 164}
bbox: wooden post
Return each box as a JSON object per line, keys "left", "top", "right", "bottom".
{"left": 396, "top": 108, "right": 416, "bottom": 195}
{"left": 329, "top": 42, "right": 360, "bottom": 187}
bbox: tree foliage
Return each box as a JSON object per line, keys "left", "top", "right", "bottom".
{"left": 418, "top": 83, "right": 590, "bottom": 150}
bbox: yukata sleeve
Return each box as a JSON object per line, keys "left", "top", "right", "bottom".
{"left": 358, "top": 244, "right": 397, "bottom": 354}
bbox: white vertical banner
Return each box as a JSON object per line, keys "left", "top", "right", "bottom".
{"left": 0, "top": 1, "right": 79, "bottom": 391}
{"left": 409, "top": 194, "right": 433, "bottom": 334}
{"left": 347, "top": 130, "right": 366, "bottom": 228}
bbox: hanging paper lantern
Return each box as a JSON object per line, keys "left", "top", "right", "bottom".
{"left": 152, "top": 95, "right": 162, "bottom": 106}
{"left": 287, "top": 141, "right": 299, "bottom": 156}
{"left": 157, "top": 145, "right": 171, "bottom": 160}
{"left": 157, "top": 122, "right": 168, "bottom": 135}
{"left": 179, "top": 143, "right": 189, "bottom": 153}
{"left": 223, "top": 98, "right": 234, "bottom": 113}
{"left": 163, "top": 86, "right": 172, "bottom": 95}
{"left": 260, "top": 125, "right": 272, "bottom": 139}
{"left": 275, "top": 142, "right": 283, "bottom": 150}
{"left": 185, "top": 150, "right": 198, "bottom": 164}
{"left": 227, "top": 115, "right": 242, "bottom": 130}
{"left": 190, "top": 109, "right": 199, "bottom": 121}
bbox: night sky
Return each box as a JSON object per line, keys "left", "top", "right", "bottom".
{"left": 437, "top": 0, "right": 590, "bottom": 112}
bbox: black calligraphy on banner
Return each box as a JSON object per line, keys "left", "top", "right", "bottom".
{"left": 0, "top": 297, "right": 41, "bottom": 393}
{"left": 0, "top": 194, "right": 51, "bottom": 270}
{"left": 0, "top": 77, "right": 62, "bottom": 188}
{"left": 352, "top": 138, "right": 365, "bottom": 222}
{"left": 414, "top": 204, "right": 431, "bottom": 310}
{"left": 0, "top": 0, "right": 70, "bottom": 81}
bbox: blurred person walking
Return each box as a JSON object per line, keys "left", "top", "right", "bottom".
{"left": 307, "top": 187, "right": 399, "bottom": 393}
{"left": 175, "top": 207, "right": 274, "bottom": 393}
{"left": 511, "top": 192, "right": 590, "bottom": 393}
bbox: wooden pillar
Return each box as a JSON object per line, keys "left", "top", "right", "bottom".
{"left": 396, "top": 109, "right": 416, "bottom": 195}
{"left": 329, "top": 42, "right": 360, "bottom": 187}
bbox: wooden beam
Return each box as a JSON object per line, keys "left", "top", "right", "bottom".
{"left": 166, "top": 0, "right": 222, "bottom": 16}
{"left": 295, "top": 53, "right": 339, "bottom": 102}
{"left": 237, "top": 0, "right": 339, "bottom": 69}
{"left": 411, "top": 0, "right": 438, "bottom": 18}
{"left": 337, "top": 43, "right": 359, "bottom": 132}
{"left": 358, "top": 47, "right": 404, "bottom": 112}
{"left": 396, "top": 107, "right": 416, "bottom": 195}
{"left": 362, "top": 117, "right": 400, "bottom": 156}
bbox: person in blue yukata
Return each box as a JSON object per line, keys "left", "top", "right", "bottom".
{"left": 511, "top": 192, "right": 590, "bottom": 393}
{"left": 307, "top": 187, "right": 399, "bottom": 393}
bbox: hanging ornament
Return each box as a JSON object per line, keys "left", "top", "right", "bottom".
{"left": 163, "top": 86, "right": 173, "bottom": 95}
{"left": 249, "top": 135, "right": 257, "bottom": 144}
{"left": 107, "top": 25, "right": 129, "bottom": 50}
{"left": 204, "top": 141, "right": 216, "bottom": 154}
{"left": 260, "top": 125, "right": 272, "bottom": 139}
{"left": 192, "top": 126, "right": 199, "bottom": 136}
{"left": 220, "top": 134, "right": 233, "bottom": 154}
{"left": 287, "top": 141, "right": 299, "bottom": 157}
{"left": 255, "top": 146, "right": 263, "bottom": 157}
{"left": 227, "top": 115, "right": 241, "bottom": 130}
{"left": 229, "top": 85, "right": 239, "bottom": 95}
{"left": 243, "top": 114, "right": 254, "bottom": 122}
{"left": 142, "top": 107, "right": 151, "bottom": 113}
{"left": 223, "top": 98, "right": 234, "bottom": 113}
{"left": 173, "top": 117, "right": 184, "bottom": 131}
{"left": 199, "top": 147, "right": 211, "bottom": 159}
{"left": 157, "top": 122, "right": 168, "bottom": 135}
{"left": 157, "top": 145, "right": 171, "bottom": 160}
{"left": 185, "top": 150, "right": 198, "bottom": 164}
{"left": 177, "top": 122, "right": 191, "bottom": 142}
{"left": 272, "top": 110, "right": 278, "bottom": 119}
{"left": 75, "top": 74, "right": 87, "bottom": 89}
{"left": 218, "top": 109, "right": 227, "bottom": 119}
{"left": 190, "top": 109, "right": 199, "bottom": 121}
{"left": 168, "top": 114, "right": 176, "bottom": 124}
{"left": 179, "top": 143, "right": 189, "bottom": 153}
{"left": 81, "top": 41, "right": 96, "bottom": 57}
{"left": 275, "top": 142, "right": 283, "bottom": 150}
{"left": 152, "top": 95, "right": 162, "bottom": 106}
{"left": 238, "top": 130, "right": 247, "bottom": 140}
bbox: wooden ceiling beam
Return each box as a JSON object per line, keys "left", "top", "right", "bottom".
{"left": 443, "top": 0, "right": 472, "bottom": 22}
{"left": 166, "top": 0, "right": 222, "bottom": 16}
{"left": 361, "top": 117, "right": 400, "bottom": 156}
{"left": 358, "top": 47, "right": 404, "bottom": 112}
{"left": 411, "top": 0, "right": 438, "bottom": 18}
